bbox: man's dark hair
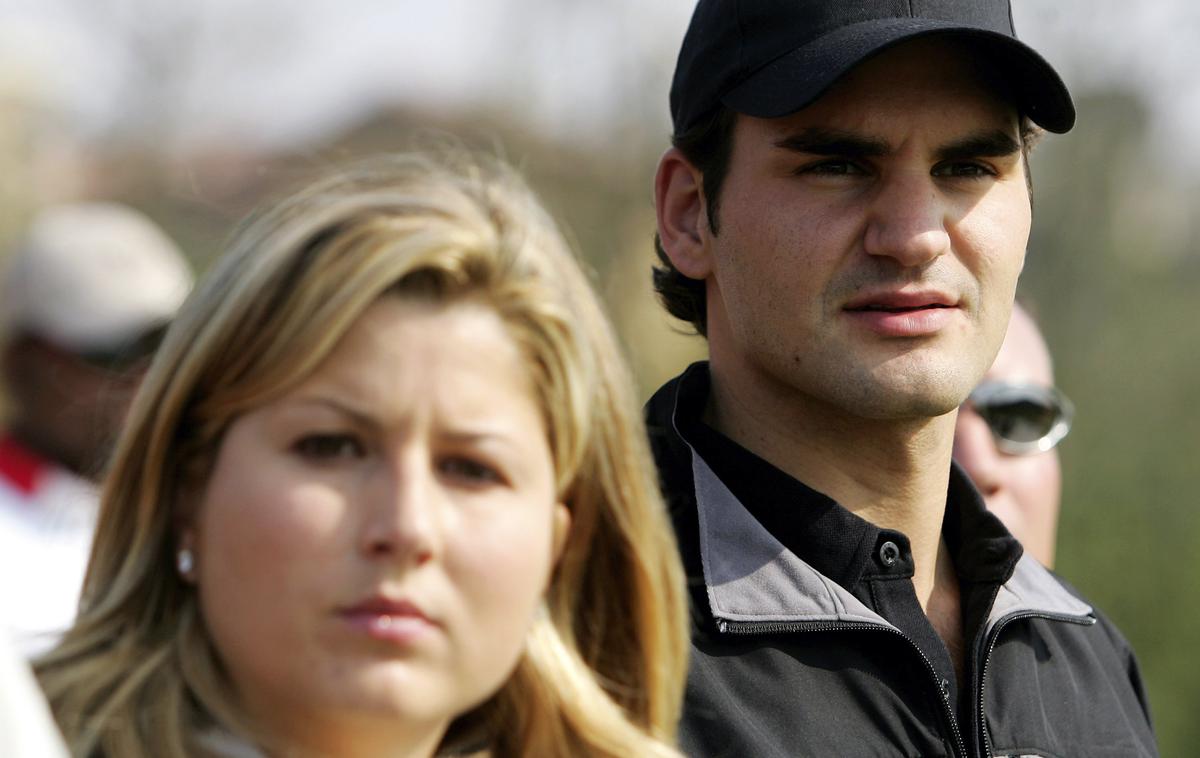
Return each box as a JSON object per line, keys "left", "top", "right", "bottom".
{"left": 652, "top": 106, "right": 737, "bottom": 337}
{"left": 652, "top": 105, "right": 1039, "bottom": 338}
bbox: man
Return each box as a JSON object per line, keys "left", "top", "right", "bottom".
{"left": 954, "top": 303, "right": 1072, "bottom": 568}
{"left": 647, "top": 1, "right": 1156, "bottom": 756}
{"left": 0, "top": 202, "right": 192, "bottom": 655}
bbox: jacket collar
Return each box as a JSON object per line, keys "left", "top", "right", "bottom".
{"left": 670, "top": 376, "right": 1093, "bottom": 634}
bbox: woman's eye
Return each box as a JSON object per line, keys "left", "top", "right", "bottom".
{"left": 438, "top": 456, "right": 502, "bottom": 486}
{"left": 293, "top": 434, "right": 365, "bottom": 461}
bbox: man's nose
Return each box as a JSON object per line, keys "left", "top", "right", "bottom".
{"left": 862, "top": 173, "right": 951, "bottom": 267}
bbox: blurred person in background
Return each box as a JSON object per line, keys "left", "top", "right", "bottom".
{"left": 0, "top": 202, "right": 192, "bottom": 656}
{"left": 648, "top": 0, "right": 1156, "bottom": 756}
{"left": 953, "top": 302, "right": 1072, "bottom": 568}
{"left": 36, "top": 152, "right": 688, "bottom": 758}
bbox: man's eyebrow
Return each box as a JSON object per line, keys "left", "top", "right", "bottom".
{"left": 772, "top": 127, "right": 1022, "bottom": 163}
{"left": 773, "top": 128, "right": 890, "bottom": 158}
{"left": 936, "top": 129, "right": 1022, "bottom": 162}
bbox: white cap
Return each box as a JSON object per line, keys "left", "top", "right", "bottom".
{"left": 2, "top": 203, "right": 193, "bottom": 353}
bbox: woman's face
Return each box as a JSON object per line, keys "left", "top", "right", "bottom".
{"left": 187, "top": 297, "right": 569, "bottom": 753}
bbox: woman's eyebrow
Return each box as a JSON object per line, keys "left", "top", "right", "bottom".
{"left": 279, "top": 394, "right": 377, "bottom": 429}
{"left": 439, "top": 426, "right": 526, "bottom": 453}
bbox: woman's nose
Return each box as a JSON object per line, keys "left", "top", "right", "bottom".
{"left": 359, "top": 457, "right": 441, "bottom": 566}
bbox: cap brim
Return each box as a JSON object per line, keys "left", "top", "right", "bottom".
{"left": 722, "top": 18, "right": 1075, "bottom": 134}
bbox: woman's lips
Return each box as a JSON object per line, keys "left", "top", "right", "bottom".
{"left": 339, "top": 597, "right": 439, "bottom": 645}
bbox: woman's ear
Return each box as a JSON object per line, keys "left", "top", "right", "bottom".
{"left": 550, "top": 502, "right": 572, "bottom": 566}
{"left": 174, "top": 488, "right": 203, "bottom": 584}
{"left": 176, "top": 527, "right": 198, "bottom": 584}
{"left": 654, "top": 147, "right": 715, "bottom": 281}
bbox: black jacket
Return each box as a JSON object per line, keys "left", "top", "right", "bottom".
{"left": 647, "top": 363, "right": 1157, "bottom": 758}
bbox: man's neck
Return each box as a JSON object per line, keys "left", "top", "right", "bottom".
{"left": 705, "top": 360, "right": 959, "bottom": 611}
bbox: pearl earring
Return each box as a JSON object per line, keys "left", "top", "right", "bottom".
{"left": 176, "top": 548, "right": 195, "bottom": 578}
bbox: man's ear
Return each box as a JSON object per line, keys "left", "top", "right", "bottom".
{"left": 655, "top": 147, "right": 714, "bottom": 280}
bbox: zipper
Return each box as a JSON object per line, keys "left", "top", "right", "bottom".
{"left": 719, "top": 618, "right": 969, "bottom": 758}
{"left": 973, "top": 611, "right": 1096, "bottom": 758}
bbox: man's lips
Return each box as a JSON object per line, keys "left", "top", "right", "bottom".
{"left": 847, "top": 303, "right": 955, "bottom": 313}
{"left": 842, "top": 291, "right": 960, "bottom": 337}
{"left": 842, "top": 290, "right": 959, "bottom": 312}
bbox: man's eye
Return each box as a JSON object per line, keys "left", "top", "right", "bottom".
{"left": 934, "top": 161, "right": 995, "bottom": 178}
{"left": 293, "top": 434, "right": 365, "bottom": 461}
{"left": 438, "top": 456, "right": 502, "bottom": 485}
{"left": 796, "top": 159, "right": 866, "bottom": 176}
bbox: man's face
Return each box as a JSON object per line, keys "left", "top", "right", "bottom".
{"left": 702, "top": 38, "right": 1030, "bottom": 420}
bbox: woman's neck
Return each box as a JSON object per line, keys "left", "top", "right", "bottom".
{"left": 235, "top": 708, "right": 449, "bottom": 758}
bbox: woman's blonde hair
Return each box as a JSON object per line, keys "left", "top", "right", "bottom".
{"left": 35, "top": 150, "right": 688, "bottom": 757}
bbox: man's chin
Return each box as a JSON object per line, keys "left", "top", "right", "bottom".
{"left": 834, "top": 374, "right": 971, "bottom": 421}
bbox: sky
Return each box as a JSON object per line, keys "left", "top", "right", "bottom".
{"left": 2, "top": 0, "right": 1199, "bottom": 170}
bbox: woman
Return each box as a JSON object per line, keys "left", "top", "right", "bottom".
{"left": 35, "top": 151, "right": 688, "bottom": 757}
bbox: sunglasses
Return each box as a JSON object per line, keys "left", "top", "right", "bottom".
{"left": 965, "top": 380, "right": 1074, "bottom": 456}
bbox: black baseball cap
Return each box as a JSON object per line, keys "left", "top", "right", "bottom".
{"left": 670, "top": 0, "right": 1075, "bottom": 136}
